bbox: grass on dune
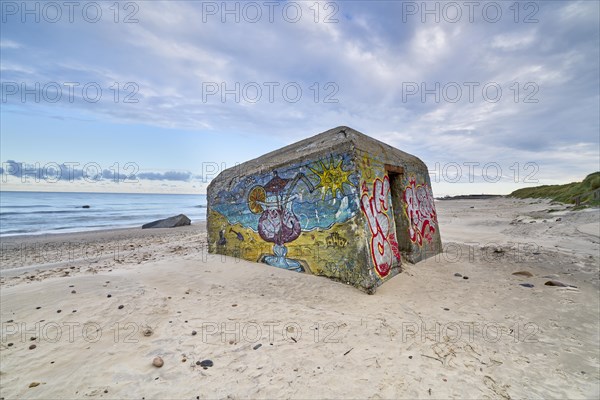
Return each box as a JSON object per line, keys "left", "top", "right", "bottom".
{"left": 510, "top": 172, "right": 600, "bottom": 206}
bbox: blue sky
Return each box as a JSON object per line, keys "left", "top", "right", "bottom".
{"left": 1, "top": 0, "right": 598, "bottom": 195}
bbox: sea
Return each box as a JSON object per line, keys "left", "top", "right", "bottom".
{"left": 0, "top": 191, "right": 207, "bottom": 236}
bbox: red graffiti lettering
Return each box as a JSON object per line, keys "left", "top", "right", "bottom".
{"left": 360, "top": 176, "right": 401, "bottom": 277}
{"left": 403, "top": 178, "right": 437, "bottom": 246}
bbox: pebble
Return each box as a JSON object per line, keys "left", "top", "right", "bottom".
{"left": 520, "top": 283, "right": 535, "bottom": 288}
{"left": 191, "top": 330, "right": 197, "bottom": 336}
{"left": 454, "top": 273, "right": 462, "bottom": 277}
{"left": 7, "top": 343, "right": 13, "bottom": 347}
{"left": 28, "top": 382, "right": 40, "bottom": 388}
{"left": 462, "top": 276, "right": 469, "bottom": 280}
{"left": 118, "top": 305, "right": 124, "bottom": 309}
{"left": 56, "top": 310, "right": 61, "bottom": 313}
{"left": 35, "top": 307, "right": 41, "bottom": 310}
{"left": 443, "top": 308, "right": 449, "bottom": 311}
{"left": 71, "top": 290, "right": 76, "bottom": 294}
{"left": 199, "top": 359, "right": 213, "bottom": 369}
{"left": 512, "top": 271, "right": 533, "bottom": 277}
{"left": 107, "top": 294, "right": 112, "bottom": 298}
{"left": 143, "top": 328, "right": 153, "bottom": 337}
{"left": 29, "top": 344, "right": 36, "bottom": 350}
{"left": 253, "top": 344, "right": 262, "bottom": 350}
{"left": 152, "top": 357, "right": 164, "bottom": 368}
{"left": 545, "top": 280, "right": 576, "bottom": 288}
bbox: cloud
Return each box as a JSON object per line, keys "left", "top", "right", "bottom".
{"left": 1, "top": 1, "right": 598, "bottom": 195}
{"left": 0, "top": 160, "right": 200, "bottom": 183}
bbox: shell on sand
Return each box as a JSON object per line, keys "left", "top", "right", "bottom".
{"left": 152, "top": 357, "right": 164, "bottom": 367}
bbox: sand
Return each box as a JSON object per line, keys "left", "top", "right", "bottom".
{"left": 1, "top": 198, "right": 598, "bottom": 399}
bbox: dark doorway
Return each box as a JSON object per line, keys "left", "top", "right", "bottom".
{"left": 386, "top": 165, "right": 412, "bottom": 258}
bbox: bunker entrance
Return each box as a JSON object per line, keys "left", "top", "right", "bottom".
{"left": 386, "top": 165, "right": 412, "bottom": 258}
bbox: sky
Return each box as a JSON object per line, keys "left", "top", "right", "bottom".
{"left": 1, "top": 0, "right": 598, "bottom": 195}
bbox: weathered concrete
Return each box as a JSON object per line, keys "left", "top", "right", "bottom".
{"left": 207, "top": 126, "right": 442, "bottom": 293}
{"left": 142, "top": 214, "right": 191, "bottom": 229}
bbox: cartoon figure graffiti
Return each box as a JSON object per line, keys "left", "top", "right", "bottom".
{"left": 360, "top": 176, "right": 401, "bottom": 277}
{"left": 403, "top": 177, "right": 437, "bottom": 246}
{"left": 248, "top": 171, "right": 315, "bottom": 272}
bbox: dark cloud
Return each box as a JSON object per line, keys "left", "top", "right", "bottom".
{"left": 1, "top": 160, "right": 198, "bottom": 183}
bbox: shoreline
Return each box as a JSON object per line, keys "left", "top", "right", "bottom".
{"left": 0, "top": 221, "right": 207, "bottom": 241}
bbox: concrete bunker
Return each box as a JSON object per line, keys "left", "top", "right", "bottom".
{"left": 207, "top": 126, "right": 442, "bottom": 293}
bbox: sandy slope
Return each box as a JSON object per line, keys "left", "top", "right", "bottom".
{"left": 0, "top": 198, "right": 598, "bottom": 399}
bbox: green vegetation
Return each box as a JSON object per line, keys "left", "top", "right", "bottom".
{"left": 510, "top": 172, "right": 600, "bottom": 206}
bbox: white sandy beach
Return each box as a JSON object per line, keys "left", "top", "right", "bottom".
{"left": 1, "top": 198, "right": 598, "bottom": 399}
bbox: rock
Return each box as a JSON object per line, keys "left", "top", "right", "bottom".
{"left": 462, "top": 276, "right": 469, "bottom": 280}
{"left": 143, "top": 327, "right": 153, "bottom": 337}
{"left": 142, "top": 214, "right": 191, "bottom": 229}
{"left": 152, "top": 357, "right": 164, "bottom": 367}
{"left": 118, "top": 305, "right": 124, "bottom": 309}
{"left": 29, "top": 344, "right": 36, "bottom": 350}
{"left": 454, "top": 273, "right": 462, "bottom": 277}
{"left": 512, "top": 271, "right": 533, "bottom": 277}
{"left": 29, "top": 382, "right": 40, "bottom": 388}
{"left": 191, "top": 330, "right": 197, "bottom": 336}
{"left": 519, "top": 283, "right": 534, "bottom": 288}
{"left": 199, "top": 359, "right": 213, "bottom": 369}
{"left": 545, "top": 280, "right": 577, "bottom": 288}
{"left": 253, "top": 344, "right": 262, "bottom": 350}
{"left": 82, "top": 205, "right": 90, "bottom": 208}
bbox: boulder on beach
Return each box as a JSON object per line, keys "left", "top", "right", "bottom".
{"left": 142, "top": 214, "right": 191, "bottom": 229}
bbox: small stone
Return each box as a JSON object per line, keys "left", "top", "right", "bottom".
{"left": 454, "top": 273, "right": 462, "bottom": 277}
{"left": 199, "top": 359, "right": 213, "bottom": 369}
{"left": 29, "top": 344, "right": 36, "bottom": 350}
{"left": 107, "top": 294, "right": 112, "bottom": 298}
{"left": 520, "top": 283, "right": 535, "bottom": 288}
{"left": 118, "top": 305, "right": 124, "bottom": 309}
{"left": 513, "top": 271, "right": 533, "bottom": 277}
{"left": 232, "top": 304, "right": 237, "bottom": 307}
{"left": 30, "top": 337, "right": 36, "bottom": 341}
{"left": 143, "top": 327, "right": 153, "bottom": 337}
{"left": 6, "top": 319, "right": 13, "bottom": 323}
{"left": 7, "top": 343, "right": 13, "bottom": 347}
{"left": 253, "top": 344, "right": 262, "bottom": 350}
{"left": 191, "top": 330, "right": 197, "bottom": 336}
{"left": 443, "top": 308, "right": 449, "bottom": 311}
{"left": 36, "top": 306, "right": 41, "bottom": 309}
{"left": 71, "top": 290, "right": 76, "bottom": 294}
{"left": 152, "top": 357, "right": 164, "bottom": 367}
{"left": 408, "top": 356, "right": 413, "bottom": 359}
{"left": 72, "top": 310, "right": 77, "bottom": 313}
{"left": 56, "top": 310, "right": 61, "bottom": 313}
{"left": 462, "top": 276, "right": 469, "bottom": 280}
{"left": 29, "top": 382, "right": 40, "bottom": 388}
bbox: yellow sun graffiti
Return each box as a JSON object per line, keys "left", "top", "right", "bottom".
{"left": 309, "top": 156, "right": 353, "bottom": 200}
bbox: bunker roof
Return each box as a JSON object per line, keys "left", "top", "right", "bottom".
{"left": 210, "top": 126, "right": 427, "bottom": 185}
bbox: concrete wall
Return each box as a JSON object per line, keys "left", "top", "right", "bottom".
{"left": 355, "top": 149, "right": 442, "bottom": 268}
{"left": 207, "top": 151, "right": 373, "bottom": 289}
